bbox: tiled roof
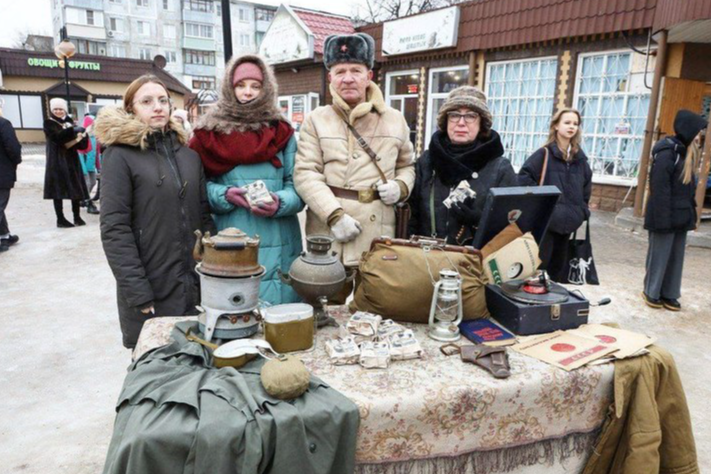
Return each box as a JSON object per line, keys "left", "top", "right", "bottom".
{"left": 292, "top": 8, "right": 355, "bottom": 55}
{"left": 0, "top": 48, "right": 191, "bottom": 95}
{"left": 359, "top": 0, "right": 659, "bottom": 60}
{"left": 653, "top": 0, "right": 711, "bottom": 29}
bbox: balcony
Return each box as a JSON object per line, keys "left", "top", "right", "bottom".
{"left": 66, "top": 23, "right": 106, "bottom": 40}
{"left": 182, "top": 9, "right": 215, "bottom": 24}
{"left": 184, "top": 64, "right": 215, "bottom": 77}
{"left": 63, "top": 0, "right": 104, "bottom": 10}
{"left": 256, "top": 19, "right": 271, "bottom": 32}
{"left": 183, "top": 37, "right": 215, "bottom": 51}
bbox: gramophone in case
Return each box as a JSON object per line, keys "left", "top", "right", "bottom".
{"left": 475, "top": 186, "right": 590, "bottom": 336}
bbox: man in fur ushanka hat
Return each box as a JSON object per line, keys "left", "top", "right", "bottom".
{"left": 294, "top": 33, "right": 415, "bottom": 302}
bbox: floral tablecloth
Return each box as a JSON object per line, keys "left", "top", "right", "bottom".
{"left": 133, "top": 307, "right": 614, "bottom": 471}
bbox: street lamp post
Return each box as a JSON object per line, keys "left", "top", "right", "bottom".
{"left": 54, "top": 27, "right": 77, "bottom": 111}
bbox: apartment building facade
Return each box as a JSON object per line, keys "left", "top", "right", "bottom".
{"left": 50, "top": 0, "right": 276, "bottom": 92}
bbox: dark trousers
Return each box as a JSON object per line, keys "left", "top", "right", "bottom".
{"left": 0, "top": 188, "right": 10, "bottom": 236}
{"left": 538, "top": 230, "right": 570, "bottom": 282}
{"left": 53, "top": 199, "right": 81, "bottom": 219}
{"left": 644, "top": 231, "right": 687, "bottom": 300}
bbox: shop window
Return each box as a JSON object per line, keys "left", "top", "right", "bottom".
{"left": 486, "top": 57, "right": 558, "bottom": 169}
{"left": 574, "top": 51, "right": 652, "bottom": 182}
{"left": 0, "top": 94, "right": 43, "bottom": 129}
{"left": 385, "top": 70, "right": 420, "bottom": 147}
{"left": 278, "top": 93, "right": 319, "bottom": 134}
{"left": 425, "top": 65, "right": 469, "bottom": 148}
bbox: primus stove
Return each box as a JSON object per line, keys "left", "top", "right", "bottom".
{"left": 193, "top": 228, "right": 265, "bottom": 341}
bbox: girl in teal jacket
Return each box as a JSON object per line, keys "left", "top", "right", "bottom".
{"left": 189, "top": 55, "right": 304, "bottom": 304}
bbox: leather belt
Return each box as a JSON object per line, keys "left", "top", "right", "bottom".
{"left": 328, "top": 185, "right": 380, "bottom": 204}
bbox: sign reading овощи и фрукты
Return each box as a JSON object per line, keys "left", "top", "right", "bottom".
{"left": 27, "top": 58, "right": 101, "bottom": 71}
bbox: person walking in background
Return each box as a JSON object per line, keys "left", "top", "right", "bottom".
{"left": 43, "top": 98, "right": 89, "bottom": 228}
{"left": 642, "top": 109, "right": 707, "bottom": 311}
{"left": 189, "top": 55, "right": 304, "bottom": 304}
{"left": 95, "top": 75, "right": 214, "bottom": 349}
{"left": 77, "top": 114, "right": 100, "bottom": 215}
{"left": 0, "top": 98, "right": 22, "bottom": 252}
{"left": 408, "top": 86, "right": 517, "bottom": 245}
{"left": 518, "top": 108, "right": 592, "bottom": 280}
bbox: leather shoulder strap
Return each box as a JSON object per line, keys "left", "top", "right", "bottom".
{"left": 333, "top": 105, "right": 388, "bottom": 184}
{"left": 539, "top": 147, "right": 549, "bottom": 186}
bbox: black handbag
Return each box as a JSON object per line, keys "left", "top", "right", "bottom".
{"left": 563, "top": 219, "right": 599, "bottom": 285}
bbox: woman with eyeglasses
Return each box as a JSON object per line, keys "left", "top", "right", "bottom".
{"left": 408, "top": 86, "right": 516, "bottom": 244}
{"left": 94, "top": 75, "right": 214, "bottom": 349}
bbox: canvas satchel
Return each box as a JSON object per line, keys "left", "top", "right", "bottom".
{"left": 352, "top": 236, "right": 489, "bottom": 323}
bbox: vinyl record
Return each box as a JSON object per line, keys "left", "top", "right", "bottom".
{"left": 501, "top": 279, "right": 570, "bottom": 305}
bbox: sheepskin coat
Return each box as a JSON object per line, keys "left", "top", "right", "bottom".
{"left": 95, "top": 107, "right": 215, "bottom": 348}
{"left": 294, "top": 83, "right": 415, "bottom": 266}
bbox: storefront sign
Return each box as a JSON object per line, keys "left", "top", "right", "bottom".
{"left": 382, "top": 7, "right": 459, "bottom": 56}
{"left": 27, "top": 57, "right": 101, "bottom": 71}
{"left": 259, "top": 6, "right": 313, "bottom": 64}
{"left": 407, "top": 84, "right": 418, "bottom": 94}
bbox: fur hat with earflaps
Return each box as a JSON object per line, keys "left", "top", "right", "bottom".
{"left": 437, "top": 86, "right": 493, "bottom": 137}
{"left": 323, "top": 33, "right": 375, "bottom": 70}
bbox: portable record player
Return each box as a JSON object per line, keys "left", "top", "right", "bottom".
{"left": 485, "top": 272, "right": 589, "bottom": 335}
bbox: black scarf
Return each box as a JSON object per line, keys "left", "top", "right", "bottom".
{"left": 429, "top": 130, "right": 505, "bottom": 187}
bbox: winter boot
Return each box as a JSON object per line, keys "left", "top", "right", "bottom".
{"left": 87, "top": 201, "right": 100, "bottom": 215}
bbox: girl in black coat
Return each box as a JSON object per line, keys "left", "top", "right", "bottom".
{"left": 95, "top": 75, "right": 214, "bottom": 349}
{"left": 642, "top": 109, "right": 707, "bottom": 311}
{"left": 408, "top": 86, "right": 517, "bottom": 245}
{"left": 43, "top": 98, "right": 90, "bottom": 227}
{"left": 519, "top": 108, "right": 592, "bottom": 281}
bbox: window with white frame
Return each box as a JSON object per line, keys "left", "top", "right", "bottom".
{"left": 65, "top": 7, "right": 104, "bottom": 27}
{"left": 239, "top": 33, "right": 250, "bottom": 47}
{"left": 108, "top": 44, "right": 126, "bottom": 57}
{"left": 185, "top": 0, "right": 213, "bottom": 11}
{"left": 86, "top": 10, "right": 95, "bottom": 25}
{"left": 486, "top": 57, "right": 558, "bottom": 169}
{"left": 136, "top": 0, "right": 148, "bottom": 7}
{"left": 164, "top": 24, "right": 176, "bottom": 39}
{"left": 139, "top": 48, "right": 151, "bottom": 60}
{"left": 0, "top": 94, "right": 43, "bottom": 129}
{"left": 137, "top": 21, "right": 150, "bottom": 36}
{"left": 165, "top": 51, "right": 177, "bottom": 63}
{"left": 425, "top": 65, "right": 469, "bottom": 148}
{"left": 163, "top": 0, "right": 169, "bottom": 9}
{"left": 185, "top": 22, "right": 214, "bottom": 39}
{"left": 238, "top": 7, "right": 248, "bottom": 22}
{"left": 385, "top": 70, "right": 420, "bottom": 146}
{"left": 574, "top": 51, "right": 652, "bottom": 181}
{"left": 109, "top": 17, "right": 123, "bottom": 32}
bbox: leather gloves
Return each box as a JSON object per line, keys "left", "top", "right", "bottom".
{"left": 331, "top": 214, "right": 362, "bottom": 243}
{"left": 73, "top": 126, "right": 86, "bottom": 134}
{"left": 450, "top": 197, "right": 481, "bottom": 228}
{"left": 376, "top": 180, "right": 401, "bottom": 206}
{"left": 225, "top": 187, "right": 249, "bottom": 209}
{"left": 251, "top": 193, "right": 280, "bottom": 218}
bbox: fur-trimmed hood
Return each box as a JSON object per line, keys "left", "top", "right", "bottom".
{"left": 195, "top": 54, "right": 285, "bottom": 134}
{"left": 94, "top": 106, "right": 187, "bottom": 150}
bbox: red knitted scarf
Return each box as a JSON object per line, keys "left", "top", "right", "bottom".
{"left": 190, "top": 121, "right": 293, "bottom": 178}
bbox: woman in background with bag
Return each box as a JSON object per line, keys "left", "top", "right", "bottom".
{"left": 642, "top": 110, "right": 707, "bottom": 311}
{"left": 519, "top": 108, "right": 593, "bottom": 282}
{"left": 408, "top": 86, "right": 516, "bottom": 245}
{"left": 189, "top": 55, "right": 304, "bottom": 305}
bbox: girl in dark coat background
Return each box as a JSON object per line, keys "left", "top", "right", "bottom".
{"left": 519, "top": 108, "right": 592, "bottom": 280}
{"left": 408, "top": 86, "right": 517, "bottom": 245}
{"left": 43, "top": 98, "right": 89, "bottom": 228}
{"left": 95, "top": 75, "right": 214, "bottom": 349}
{"left": 642, "top": 109, "right": 707, "bottom": 311}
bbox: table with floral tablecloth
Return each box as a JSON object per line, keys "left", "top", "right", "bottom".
{"left": 134, "top": 307, "right": 614, "bottom": 474}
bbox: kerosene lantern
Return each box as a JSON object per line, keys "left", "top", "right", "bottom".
{"left": 428, "top": 269, "right": 464, "bottom": 342}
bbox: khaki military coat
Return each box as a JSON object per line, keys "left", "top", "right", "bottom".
{"left": 294, "top": 83, "right": 415, "bottom": 266}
